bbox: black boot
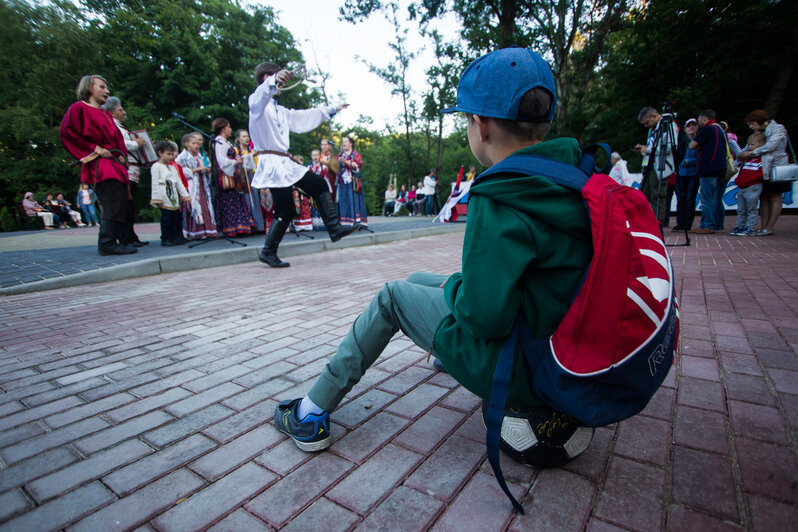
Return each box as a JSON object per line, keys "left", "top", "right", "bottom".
{"left": 98, "top": 220, "right": 137, "bottom": 256}
{"left": 258, "top": 218, "right": 291, "bottom": 268}
{"left": 316, "top": 192, "right": 360, "bottom": 242}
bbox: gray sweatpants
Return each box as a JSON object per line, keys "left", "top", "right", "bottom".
{"left": 307, "top": 272, "right": 450, "bottom": 412}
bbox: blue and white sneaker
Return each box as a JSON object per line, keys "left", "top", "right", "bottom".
{"left": 729, "top": 227, "right": 744, "bottom": 236}
{"left": 738, "top": 229, "right": 754, "bottom": 236}
{"left": 274, "top": 398, "right": 331, "bottom": 452}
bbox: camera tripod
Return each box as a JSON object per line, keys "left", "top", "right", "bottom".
{"left": 644, "top": 113, "right": 690, "bottom": 247}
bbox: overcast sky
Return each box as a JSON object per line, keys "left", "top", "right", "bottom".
{"left": 249, "top": 0, "right": 462, "bottom": 132}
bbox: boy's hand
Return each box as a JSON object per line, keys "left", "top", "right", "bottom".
{"left": 336, "top": 103, "right": 350, "bottom": 112}
{"left": 275, "top": 69, "right": 293, "bottom": 87}
{"left": 737, "top": 150, "right": 752, "bottom": 161}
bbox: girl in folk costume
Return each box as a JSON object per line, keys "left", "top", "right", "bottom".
{"left": 176, "top": 133, "right": 218, "bottom": 240}
{"left": 150, "top": 140, "right": 190, "bottom": 246}
{"left": 291, "top": 155, "right": 313, "bottom": 231}
{"left": 235, "top": 129, "right": 267, "bottom": 233}
{"left": 319, "top": 140, "right": 338, "bottom": 201}
{"left": 213, "top": 118, "right": 254, "bottom": 237}
{"left": 337, "top": 136, "right": 368, "bottom": 226}
{"left": 308, "top": 150, "right": 328, "bottom": 230}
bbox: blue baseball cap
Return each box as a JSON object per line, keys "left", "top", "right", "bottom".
{"left": 441, "top": 47, "right": 556, "bottom": 122}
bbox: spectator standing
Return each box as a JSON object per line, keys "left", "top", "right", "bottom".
{"left": 633, "top": 106, "right": 682, "bottom": 226}
{"left": 77, "top": 183, "right": 99, "bottom": 226}
{"left": 21, "top": 192, "right": 58, "bottom": 229}
{"left": 465, "top": 164, "right": 477, "bottom": 181}
{"left": 738, "top": 109, "right": 790, "bottom": 236}
{"left": 59, "top": 75, "right": 135, "bottom": 255}
{"left": 423, "top": 170, "right": 437, "bottom": 216}
{"left": 689, "top": 109, "right": 729, "bottom": 234}
{"left": 674, "top": 118, "right": 700, "bottom": 231}
{"left": 103, "top": 96, "right": 147, "bottom": 247}
{"left": 730, "top": 132, "right": 766, "bottom": 236}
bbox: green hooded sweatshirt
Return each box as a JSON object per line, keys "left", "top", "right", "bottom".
{"left": 433, "top": 137, "right": 593, "bottom": 407}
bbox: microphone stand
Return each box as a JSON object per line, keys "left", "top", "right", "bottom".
{"left": 171, "top": 112, "right": 246, "bottom": 248}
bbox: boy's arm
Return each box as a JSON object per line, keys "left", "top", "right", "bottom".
{"left": 443, "top": 196, "right": 536, "bottom": 340}
{"left": 150, "top": 164, "right": 164, "bottom": 206}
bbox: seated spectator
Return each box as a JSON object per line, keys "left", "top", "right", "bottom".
{"left": 406, "top": 185, "right": 417, "bottom": 215}
{"left": 55, "top": 192, "right": 85, "bottom": 227}
{"left": 77, "top": 183, "right": 99, "bottom": 226}
{"left": 21, "top": 192, "right": 58, "bottom": 229}
{"left": 413, "top": 181, "right": 426, "bottom": 215}
{"left": 393, "top": 184, "right": 410, "bottom": 215}
{"left": 44, "top": 193, "right": 70, "bottom": 228}
{"left": 384, "top": 183, "right": 397, "bottom": 216}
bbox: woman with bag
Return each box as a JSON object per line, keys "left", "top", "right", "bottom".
{"left": 213, "top": 118, "right": 254, "bottom": 236}
{"left": 336, "top": 135, "right": 367, "bottom": 227}
{"left": 738, "top": 110, "right": 790, "bottom": 236}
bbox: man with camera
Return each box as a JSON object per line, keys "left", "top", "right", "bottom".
{"left": 633, "top": 105, "right": 686, "bottom": 226}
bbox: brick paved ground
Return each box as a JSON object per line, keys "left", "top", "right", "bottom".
{"left": 1, "top": 224, "right": 798, "bottom": 531}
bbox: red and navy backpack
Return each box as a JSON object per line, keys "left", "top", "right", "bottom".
{"left": 479, "top": 144, "right": 680, "bottom": 513}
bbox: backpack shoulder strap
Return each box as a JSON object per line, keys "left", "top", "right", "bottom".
{"left": 474, "top": 143, "right": 611, "bottom": 190}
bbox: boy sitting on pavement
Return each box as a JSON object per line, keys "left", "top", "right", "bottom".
{"left": 273, "top": 47, "right": 593, "bottom": 454}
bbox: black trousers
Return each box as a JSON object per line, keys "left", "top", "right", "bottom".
{"left": 95, "top": 179, "right": 128, "bottom": 223}
{"left": 119, "top": 180, "right": 141, "bottom": 244}
{"left": 270, "top": 171, "right": 329, "bottom": 221}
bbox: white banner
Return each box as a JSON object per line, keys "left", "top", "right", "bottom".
{"left": 628, "top": 173, "right": 797, "bottom": 211}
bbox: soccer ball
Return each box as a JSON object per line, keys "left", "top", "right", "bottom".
{"left": 482, "top": 402, "right": 594, "bottom": 468}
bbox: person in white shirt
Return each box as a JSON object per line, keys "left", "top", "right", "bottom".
{"left": 422, "top": 169, "right": 438, "bottom": 216}
{"left": 248, "top": 62, "right": 360, "bottom": 267}
{"left": 103, "top": 96, "right": 148, "bottom": 247}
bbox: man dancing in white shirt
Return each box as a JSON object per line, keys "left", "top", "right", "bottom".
{"left": 249, "top": 63, "right": 360, "bottom": 267}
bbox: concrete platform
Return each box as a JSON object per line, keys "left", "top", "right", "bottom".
{"left": 0, "top": 219, "right": 797, "bottom": 530}
{"left": 0, "top": 217, "right": 463, "bottom": 296}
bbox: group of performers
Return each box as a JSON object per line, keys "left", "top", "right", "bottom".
{"left": 58, "top": 66, "right": 368, "bottom": 262}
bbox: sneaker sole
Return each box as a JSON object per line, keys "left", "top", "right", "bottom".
{"left": 276, "top": 424, "right": 331, "bottom": 452}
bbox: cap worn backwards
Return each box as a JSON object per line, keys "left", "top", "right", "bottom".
{"left": 441, "top": 46, "right": 556, "bottom": 122}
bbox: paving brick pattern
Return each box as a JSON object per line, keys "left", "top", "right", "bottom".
{"left": 2, "top": 224, "right": 798, "bottom": 530}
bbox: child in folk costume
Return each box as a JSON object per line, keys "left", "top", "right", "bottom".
{"left": 730, "top": 132, "right": 767, "bottom": 237}
{"left": 308, "top": 150, "right": 328, "bottom": 230}
{"left": 247, "top": 62, "right": 360, "bottom": 268}
{"left": 150, "top": 140, "right": 190, "bottom": 246}
{"left": 319, "top": 141, "right": 338, "bottom": 201}
{"left": 176, "top": 133, "right": 219, "bottom": 240}
{"left": 213, "top": 118, "right": 254, "bottom": 237}
{"left": 235, "top": 129, "right": 266, "bottom": 233}
{"left": 291, "top": 155, "right": 313, "bottom": 231}
{"left": 336, "top": 135, "right": 368, "bottom": 226}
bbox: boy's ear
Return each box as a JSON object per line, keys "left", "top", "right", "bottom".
{"left": 474, "top": 115, "right": 491, "bottom": 142}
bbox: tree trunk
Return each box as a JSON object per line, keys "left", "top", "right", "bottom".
{"left": 764, "top": 18, "right": 798, "bottom": 118}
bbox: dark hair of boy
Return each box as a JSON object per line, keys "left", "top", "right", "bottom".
{"left": 254, "top": 62, "right": 281, "bottom": 85}
{"left": 698, "top": 109, "right": 716, "bottom": 121}
{"left": 485, "top": 87, "right": 553, "bottom": 141}
{"left": 154, "top": 140, "right": 176, "bottom": 155}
